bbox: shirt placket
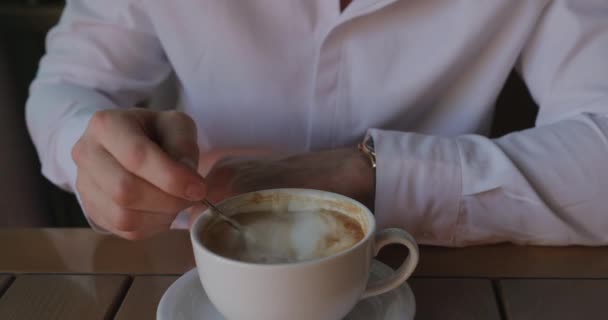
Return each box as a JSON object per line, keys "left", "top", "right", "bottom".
{"left": 308, "top": 0, "right": 399, "bottom": 150}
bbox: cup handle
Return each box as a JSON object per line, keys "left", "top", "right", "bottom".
{"left": 361, "top": 228, "right": 419, "bottom": 299}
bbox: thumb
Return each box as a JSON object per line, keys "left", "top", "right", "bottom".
{"left": 154, "top": 111, "right": 200, "bottom": 171}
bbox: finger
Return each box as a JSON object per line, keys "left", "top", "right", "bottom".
{"left": 203, "top": 165, "right": 239, "bottom": 203}
{"left": 77, "top": 173, "right": 176, "bottom": 240}
{"left": 76, "top": 172, "right": 112, "bottom": 231}
{"left": 155, "top": 111, "right": 199, "bottom": 168}
{"left": 90, "top": 110, "right": 207, "bottom": 201}
{"left": 111, "top": 208, "right": 176, "bottom": 241}
{"left": 76, "top": 141, "right": 194, "bottom": 214}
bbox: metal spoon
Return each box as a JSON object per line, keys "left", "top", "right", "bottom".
{"left": 202, "top": 199, "right": 243, "bottom": 232}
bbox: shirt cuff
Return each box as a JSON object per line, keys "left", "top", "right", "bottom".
{"left": 367, "top": 128, "right": 463, "bottom": 245}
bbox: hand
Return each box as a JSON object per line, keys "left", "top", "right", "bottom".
{"left": 72, "top": 109, "right": 207, "bottom": 240}
{"left": 187, "top": 148, "right": 375, "bottom": 225}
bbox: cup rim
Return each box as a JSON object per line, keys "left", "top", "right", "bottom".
{"left": 190, "top": 188, "right": 376, "bottom": 269}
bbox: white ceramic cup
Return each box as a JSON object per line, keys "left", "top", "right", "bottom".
{"left": 191, "top": 189, "right": 419, "bottom": 320}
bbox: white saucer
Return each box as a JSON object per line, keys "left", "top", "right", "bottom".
{"left": 157, "top": 260, "right": 415, "bottom": 320}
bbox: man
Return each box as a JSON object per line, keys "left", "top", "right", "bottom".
{"left": 26, "top": 0, "right": 608, "bottom": 246}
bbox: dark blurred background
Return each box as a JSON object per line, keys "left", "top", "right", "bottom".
{"left": 1, "top": 1, "right": 88, "bottom": 228}
{"left": 0, "top": 1, "right": 538, "bottom": 228}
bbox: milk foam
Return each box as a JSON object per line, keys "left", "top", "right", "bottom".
{"left": 241, "top": 211, "right": 329, "bottom": 263}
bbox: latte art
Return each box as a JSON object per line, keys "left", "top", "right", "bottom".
{"left": 202, "top": 209, "right": 365, "bottom": 264}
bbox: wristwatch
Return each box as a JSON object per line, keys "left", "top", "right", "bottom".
{"left": 358, "top": 134, "right": 376, "bottom": 169}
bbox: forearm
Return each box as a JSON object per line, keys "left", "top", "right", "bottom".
{"left": 340, "top": 147, "right": 376, "bottom": 209}
{"left": 26, "top": 0, "right": 171, "bottom": 233}
{"left": 278, "top": 147, "right": 376, "bottom": 209}
{"left": 369, "top": 111, "right": 608, "bottom": 246}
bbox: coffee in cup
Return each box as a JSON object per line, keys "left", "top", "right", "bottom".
{"left": 202, "top": 208, "right": 365, "bottom": 264}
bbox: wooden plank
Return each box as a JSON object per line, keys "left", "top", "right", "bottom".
{"left": 0, "top": 274, "right": 129, "bottom": 320}
{"left": 0, "top": 275, "right": 13, "bottom": 297}
{"left": 499, "top": 279, "right": 608, "bottom": 320}
{"left": 0, "top": 229, "right": 195, "bottom": 274}
{"left": 2, "top": 229, "right": 608, "bottom": 277}
{"left": 115, "top": 276, "right": 179, "bottom": 320}
{"left": 379, "top": 244, "right": 608, "bottom": 278}
{"left": 410, "top": 278, "right": 501, "bottom": 320}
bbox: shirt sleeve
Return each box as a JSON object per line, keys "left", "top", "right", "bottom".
{"left": 26, "top": 0, "right": 171, "bottom": 228}
{"left": 370, "top": 0, "right": 608, "bottom": 246}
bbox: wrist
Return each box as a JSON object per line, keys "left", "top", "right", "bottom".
{"left": 345, "top": 148, "right": 376, "bottom": 209}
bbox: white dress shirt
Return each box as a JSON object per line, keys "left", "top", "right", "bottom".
{"left": 26, "top": 0, "right": 608, "bottom": 246}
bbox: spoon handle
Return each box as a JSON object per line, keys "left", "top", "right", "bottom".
{"left": 202, "top": 199, "right": 243, "bottom": 231}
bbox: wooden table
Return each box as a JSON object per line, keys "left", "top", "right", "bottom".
{"left": 1, "top": 229, "right": 607, "bottom": 319}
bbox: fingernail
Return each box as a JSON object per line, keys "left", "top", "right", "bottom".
{"left": 186, "top": 183, "right": 206, "bottom": 201}
{"left": 180, "top": 158, "right": 197, "bottom": 170}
